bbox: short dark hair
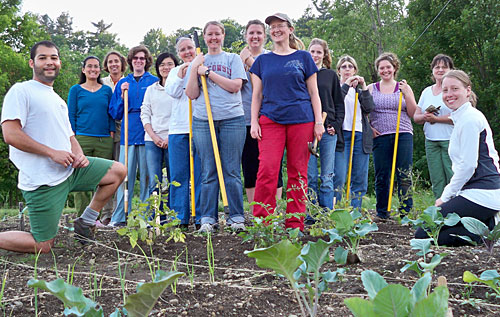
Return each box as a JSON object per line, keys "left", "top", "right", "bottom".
{"left": 155, "top": 52, "right": 179, "bottom": 80}
{"left": 127, "top": 45, "right": 153, "bottom": 72}
{"left": 103, "top": 50, "right": 127, "bottom": 73}
{"left": 431, "top": 54, "right": 454, "bottom": 71}
{"left": 79, "top": 56, "right": 103, "bottom": 85}
{"left": 30, "top": 41, "right": 59, "bottom": 60}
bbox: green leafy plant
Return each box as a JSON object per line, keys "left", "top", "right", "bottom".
{"left": 463, "top": 270, "right": 500, "bottom": 299}
{"left": 116, "top": 181, "right": 185, "bottom": 248}
{"left": 344, "top": 270, "right": 449, "bottom": 317}
{"left": 185, "top": 246, "right": 195, "bottom": 289}
{"left": 206, "top": 233, "right": 215, "bottom": 284}
{"left": 401, "top": 238, "right": 448, "bottom": 279}
{"left": 245, "top": 239, "right": 344, "bottom": 317}
{"left": 238, "top": 206, "right": 302, "bottom": 248}
{"left": 322, "top": 209, "right": 378, "bottom": 264}
{"left": 27, "top": 270, "right": 183, "bottom": 317}
{"left": 402, "top": 206, "right": 460, "bottom": 247}
{"left": 454, "top": 217, "right": 500, "bottom": 255}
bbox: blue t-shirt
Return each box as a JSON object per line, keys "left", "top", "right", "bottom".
{"left": 250, "top": 50, "right": 318, "bottom": 124}
{"left": 67, "top": 84, "right": 114, "bottom": 137}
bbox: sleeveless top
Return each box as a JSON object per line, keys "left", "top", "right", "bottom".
{"left": 370, "top": 82, "right": 413, "bottom": 135}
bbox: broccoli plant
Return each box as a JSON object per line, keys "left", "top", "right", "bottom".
{"left": 344, "top": 270, "right": 449, "bottom": 317}
{"left": 463, "top": 270, "right": 500, "bottom": 299}
{"left": 401, "top": 238, "right": 448, "bottom": 279}
{"left": 454, "top": 217, "right": 500, "bottom": 255}
{"left": 323, "top": 209, "right": 378, "bottom": 264}
{"left": 402, "top": 206, "right": 460, "bottom": 247}
{"left": 245, "top": 239, "right": 345, "bottom": 317}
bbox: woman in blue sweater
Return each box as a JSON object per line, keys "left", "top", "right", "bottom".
{"left": 67, "top": 55, "right": 114, "bottom": 216}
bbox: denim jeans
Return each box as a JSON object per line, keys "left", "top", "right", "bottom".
{"left": 192, "top": 116, "right": 246, "bottom": 225}
{"left": 111, "top": 144, "right": 148, "bottom": 223}
{"left": 333, "top": 131, "right": 369, "bottom": 209}
{"left": 145, "top": 141, "right": 170, "bottom": 214}
{"left": 307, "top": 133, "right": 337, "bottom": 210}
{"left": 373, "top": 133, "right": 413, "bottom": 217}
{"left": 168, "top": 134, "right": 202, "bottom": 225}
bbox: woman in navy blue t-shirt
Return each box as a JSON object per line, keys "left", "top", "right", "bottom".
{"left": 250, "top": 13, "right": 324, "bottom": 231}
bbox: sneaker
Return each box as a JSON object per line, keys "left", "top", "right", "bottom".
{"left": 198, "top": 223, "right": 214, "bottom": 234}
{"left": 108, "top": 221, "right": 127, "bottom": 228}
{"left": 230, "top": 222, "right": 246, "bottom": 233}
{"left": 74, "top": 218, "right": 95, "bottom": 245}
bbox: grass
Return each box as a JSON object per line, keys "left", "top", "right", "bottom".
{"left": 0, "top": 207, "right": 76, "bottom": 220}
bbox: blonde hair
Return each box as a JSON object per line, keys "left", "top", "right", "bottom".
{"left": 375, "top": 52, "right": 400, "bottom": 77}
{"left": 308, "top": 38, "right": 332, "bottom": 69}
{"left": 442, "top": 69, "right": 478, "bottom": 107}
{"left": 336, "top": 55, "right": 358, "bottom": 74}
{"left": 289, "top": 32, "right": 304, "bottom": 50}
{"left": 203, "top": 21, "right": 225, "bottom": 34}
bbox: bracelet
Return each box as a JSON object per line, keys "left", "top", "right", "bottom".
{"left": 315, "top": 122, "right": 323, "bottom": 125}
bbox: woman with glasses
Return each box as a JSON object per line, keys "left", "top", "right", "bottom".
{"left": 306, "top": 38, "right": 344, "bottom": 217}
{"left": 333, "top": 55, "right": 375, "bottom": 210}
{"left": 413, "top": 54, "right": 455, "bottom": 199}
{"left": 108, "top": 45, "right": 158, "bottom": 226}
{"left": 140, "top": 52, "right": 178, "bottom": 218}
{"left": 368, "top": 52, "right": 417, "bottom": 220}
{"left": 250, "top": 13, "right": 324, "bottom": 231}
{"left": 67, "top": 55, "right": 115, "bottom": 216}
{"left": 185, "top": 21, "right": 247, "bottom": 233}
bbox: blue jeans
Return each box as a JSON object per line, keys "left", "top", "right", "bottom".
{"left": 333, "top": 131, "right": 369, "bottom": 209}
{"left": 192, "top": 116, "right": 246, "bottom": 225}
{"left": 145, "top": 141, "right": 170, "bottom": 212}
{"left": 307, "top": 133, "right": 337, "bottom": 210}
{"left": 111, "top": 144, "right": 148, "bottom": 223}
{"left": 373, "top": 133, "right": 413, "bottom": 217}
{"left": 168, "top": 134, "right": 202, "bottom": 225}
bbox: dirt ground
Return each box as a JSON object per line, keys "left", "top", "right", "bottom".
{"left": 0, "top": 212, "right": 499, "bottom": 316}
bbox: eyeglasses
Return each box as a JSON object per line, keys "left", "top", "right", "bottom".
{"left": 133, "top": 56, "right": 146, "bottom": 61}
{"left": 340, "top": 64, "right": 355, "bottom": 70}
{"left": 270, "top": 23, "right": 288, "bottom": 30}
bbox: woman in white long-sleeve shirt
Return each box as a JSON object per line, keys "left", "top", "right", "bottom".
{"left": 415, "top": 70, "right": 500, "bottom": 246}
{"left": 140, "top": 52, "right": 178, "bottom": 211}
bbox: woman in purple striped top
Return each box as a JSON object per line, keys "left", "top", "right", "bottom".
{"left": 368, "top": 52, "right": 417, "bottom": 219}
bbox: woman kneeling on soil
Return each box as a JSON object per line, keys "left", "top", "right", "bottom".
{"left": 250, "top": 13, "right": 324, "bottom": 231}
{"left": 415, "top": 70, "right": 500, "bottom": 246}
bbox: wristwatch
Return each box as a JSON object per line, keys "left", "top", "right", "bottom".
{"left": 205, "top": 69, "right": 211, "bottom": 77}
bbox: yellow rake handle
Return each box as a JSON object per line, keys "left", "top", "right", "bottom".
{"left": 387, "top": 91, "right": 403, "bottom": 212}
{"left": 345, "top": 91, "right": 359, "bottom": 202}
{"left": 189, "top": 99, "right": 196, "bottom": 217}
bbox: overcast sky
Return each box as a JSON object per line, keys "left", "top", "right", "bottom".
{"left": 21, "top": 0, "right": 314, "bottom": 48}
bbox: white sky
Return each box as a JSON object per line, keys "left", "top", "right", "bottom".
{"left": 21, "top": 0, "right": 314, "bottom": 48}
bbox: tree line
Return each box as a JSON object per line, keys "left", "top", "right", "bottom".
{"left": 0, "top": 0, "right": 499, "bottom": 206}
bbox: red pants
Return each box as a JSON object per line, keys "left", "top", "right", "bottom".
{"left": 253, "top": 116, "right": 314, "bottom": 230}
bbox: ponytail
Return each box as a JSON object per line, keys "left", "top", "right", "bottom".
{"left": 289, "top": 33, "right": 305, "bottom": 50}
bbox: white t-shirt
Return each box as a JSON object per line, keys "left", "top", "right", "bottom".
{"left": 342, "top": 86, "right": 362, "bottom": 132}
{"left": 165, "top": 66, "right": 190, "bottom": 135}
{"left": 417, "top": 86, "right": 454, "bottom": 141}
{"left": 140, "top": 82, "right": 173, "bottom": 141}
{"left": 1, "top": 80, "right": 74, "bottom": 191}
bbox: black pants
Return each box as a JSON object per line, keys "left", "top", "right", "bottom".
{"left": 415, "top": 195, "right": 498, "bottom": 246}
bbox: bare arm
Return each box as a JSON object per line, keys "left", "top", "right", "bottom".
{"left": 250, "top": 73, "right": 263, "bottom": 140}
{"left": 2, "top": 119, "right": 76, "bottom": 168}
{"left": 306, "top": 73, "right": 325, "bottom": 141}
{"left": 400, "top": 80, "right": 417, "bottom": 118}
{"left": 185, "top": 54, "right": 203, "bottom": 100}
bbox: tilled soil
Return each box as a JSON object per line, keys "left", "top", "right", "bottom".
{"left": 0, "top": 213, "right": 499, "bottom": 316}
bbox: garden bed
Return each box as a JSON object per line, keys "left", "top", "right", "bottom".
{"left": 0, "top": 212, "right": 499, "bottom": 316}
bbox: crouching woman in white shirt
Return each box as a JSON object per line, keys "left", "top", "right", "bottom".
{"left": 415, "top": 70, "right": 500, "bottom": 246}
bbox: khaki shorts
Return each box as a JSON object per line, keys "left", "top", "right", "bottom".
{"left": 21, "top": 157, "right": 113, "bottom": 242}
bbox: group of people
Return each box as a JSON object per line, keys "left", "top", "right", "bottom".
{"left": 0, "top": 12, "right": 499, "bottom": 254}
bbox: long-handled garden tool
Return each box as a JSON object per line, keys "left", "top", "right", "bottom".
{"left": 189, "top": 99, "right": 196, "bottom": 218}
{"left": 307, "top": 112, "right": 327, "bottom": 157}
{"left": 192, "top": 31, "right": 230, "bottom": 216}
{"left": 345, "top": 89, "right": 359, "bottom": 201}
{"left": 387, "top": 90, "right": 404, "bottom": 212}
{"left": 123, "top": 89, "right": 129, "bottom": 218}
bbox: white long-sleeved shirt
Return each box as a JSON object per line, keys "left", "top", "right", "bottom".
{"left": 165, "top": 66, "right": 190, "bottom": 135}
{"left": 441, "top": 102, "right": 500, "bottom": 211}
{"left": 140, "top": 82, "right": 173, "bottom": 141}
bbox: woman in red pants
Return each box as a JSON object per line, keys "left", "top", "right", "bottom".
{"left": 250, "top": 13, "right": 324, "bottom": 230}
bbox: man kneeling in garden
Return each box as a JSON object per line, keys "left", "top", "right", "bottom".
{"left": 0, "top": 41, "right": 126, "bottom": 253}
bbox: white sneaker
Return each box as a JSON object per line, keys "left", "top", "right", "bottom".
{"left": 198, "top": 223, "right": 214, "bottom": 234}
{"left": 230, "top": 222, "right": 246, "bottom": 232}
